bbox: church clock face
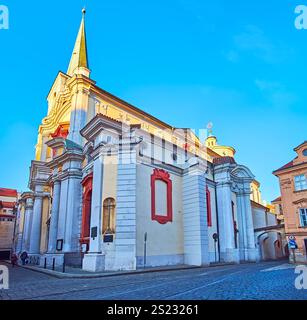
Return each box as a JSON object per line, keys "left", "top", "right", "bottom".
{"left": 303, "top": 149, "right": 307, "bottom": 156}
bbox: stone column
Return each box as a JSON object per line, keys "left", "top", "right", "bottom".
{"left": 182, "top": 165, "right": 209, "bottom": 266}
{"left": 243, "top": 189, "right": 257, "bottom": 261}
{"left": 113, "top": 148, "right": 137, "bottom": 271}
{"left": 15, "top": 203, "right": 23, "bottom": 253}
{"left": 22, "top": 197, "right": 34, "bottom": 252}
{"left": 64, "top": 176, "right": 82, "bottom": 252}
{"left": 236, "top": 193, "right": 248, "bottom": 261}
{"left": 236, "top": 186, "right": 257, "bottom": 262}
{"left": 29, "top": 193, "right": 43, "bottom": 254}
{"left": 216, "top": 182, "right": 237, "bottom": 262}
{"left": 57, "top": 178, "right": 68, "bottom": 245}
{"left": 82, "top": 153, "right": 105, "bottom": 272}
{"left": 47, "top": 180, "right": 61, "bottom": 253}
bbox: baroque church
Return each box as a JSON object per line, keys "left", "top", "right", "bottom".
{"left": 16, "top": 10, "right": 282, "bottom": 272}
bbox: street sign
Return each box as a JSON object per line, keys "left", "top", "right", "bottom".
{"left": 288, "top": 235, "right": 296, "bottom": 241}
{"left": 288, "top": 239, "right": 298, "bottom": 249}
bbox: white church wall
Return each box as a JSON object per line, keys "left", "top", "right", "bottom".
{"left": 252, "top": 207, "right": 267, "bottom": 229}
{"left": 267, "top": 212, "right": 277, "bottom": 226}
{"left": 207, "top": 184, "right": 219, "bottom": 263}
{"left": 136, "top": 164, "right": 184, "bottom": 267}
{"left": 102, "top": 155, "right": 118, "bottom": 269}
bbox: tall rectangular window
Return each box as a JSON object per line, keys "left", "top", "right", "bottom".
{"left": 294, "top": 174, "right": 307, "bottom": 191}
{"left": 300, "top": 208, "right": 307, "bottom": 227}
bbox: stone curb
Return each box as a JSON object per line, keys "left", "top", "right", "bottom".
{"left": 3, "top": 261, "right": 237, "bottom": 279}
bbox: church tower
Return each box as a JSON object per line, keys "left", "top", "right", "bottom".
{"left": 26, "top": 9, "right": 96, "bottom": 259}
{"left": 67, "top": 8, "right": 90, "bottom": 78}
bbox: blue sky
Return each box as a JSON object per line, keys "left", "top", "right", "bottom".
{"left": 0, "top": 0, "right": 306, "bottom": 202}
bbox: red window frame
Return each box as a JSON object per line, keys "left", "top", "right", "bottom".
{"left": 50, "top": 125, "right": 69, "bottom": 157}
{"left": 80, "top": 173, "right": 93, "bottom": 249}
{"left": 151, "top": 169, "right": 173, "bottom": 224}
{"left": 206, "top": 186, "right": 212, "bottom": 227}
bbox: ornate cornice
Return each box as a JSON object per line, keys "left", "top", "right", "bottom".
{"left": 46, "top": 149, "right": 84, "bottom": 170}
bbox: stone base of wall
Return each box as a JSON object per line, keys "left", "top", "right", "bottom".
{"left": 39, "top": 253, "right": 64, "bottom": 268}
{"left": 113, "top": 252, "right": 137, "bottom": 271}
{"left": 27, "top": 254, "right": 41, "bottom": 266}
{"left": 220, "top": 248, "right": 240, "bottom": 264}
{"left": 136, "top": 254, "right": 184, "bottom": 268}
{"left": 82, "top": 253, "right": 105, "bottom": 272}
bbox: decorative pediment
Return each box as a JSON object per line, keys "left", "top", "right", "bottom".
{"left": 152, "top": 169, "right": 170, "bottom": 181}
{"left": 231, "top": 165, "right": 255, "bottom": 180}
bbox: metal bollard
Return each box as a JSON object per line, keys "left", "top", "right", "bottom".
{"left": 52, "top": 258, "right": 55, "bottom": 271}
{"left": 44, "top": 258, "right": 47, "bottom": 269}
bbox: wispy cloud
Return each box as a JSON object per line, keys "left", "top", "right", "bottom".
{"left": 254, "top": 79, "right": 297, "bottom": 109}
{"left": 226, "top": 25, "right": 290, "bottom": 64}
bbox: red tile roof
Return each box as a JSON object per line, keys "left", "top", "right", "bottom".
{"left": 273, "top": 161, "right": 294, "bottom": 174}
{"left": 0, "top": 188, "right": 17, "bottom": 197}
{"left": 272, "top": 196, "right": 281, "bottom": 203}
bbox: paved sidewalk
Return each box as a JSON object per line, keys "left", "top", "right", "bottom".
{"left": 8, "top": 261, "right": 236, "bottom": 279}
{"left": 13, "top": 263, "right": 201, "bottom": 279}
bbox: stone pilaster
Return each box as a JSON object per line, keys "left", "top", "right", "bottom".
{"left": 47, "top": 180, "right": 61, "bottom": 253}
{"left": 56, "top": 179, "right": 68, "bottom": 245}
{"left": 182, "top": 163, "right": 210, "bottom": 266}
{"left": 15, "top": 203, "right": 23, "bottom": 253}
{"left": 82, "top": 153, "right": 105, "bottom": 271}
{"left": 113, "top": 148, "right": 137, "bottom": 271}
{"left": 230, "top": 164, "right": 256, "bottom": 262}
{"left": 29, "top": 191, "right": 43, "bottom": 254}
{"left": 64, "top": 176, "right": 82, "bottom": 252}
{"left": 216, "top": 181, "right": 237, "bottom": 262}
{"left": 237, "top": 188, "right": 257, "bottom": 262}
{"left": 214, "top": 161, "right": 240, "bottom": 263}
{"left": 236, "top": 193, "right": 248, "bottom": 261}
{"left": 22, "top": 196, "right": 34, "bottom": 252}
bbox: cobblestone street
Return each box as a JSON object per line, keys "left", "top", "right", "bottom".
{"left": 1, "top": 261, "right": 307, "bottom": 300}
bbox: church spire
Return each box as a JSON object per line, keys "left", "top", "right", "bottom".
{"left": 67, "top": 8, "right": 90, "bottom": 77}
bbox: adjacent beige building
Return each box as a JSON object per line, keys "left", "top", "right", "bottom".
{"left": 273, "top": 141, "right": 307, "bottom": 263}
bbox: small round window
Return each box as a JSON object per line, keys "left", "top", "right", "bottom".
{"left": 303, "top": 149, "right": 307, "bottom": 156}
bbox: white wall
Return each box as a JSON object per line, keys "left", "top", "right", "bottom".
{"left": 136, "top": 164, "right": 184, "bottom": 266}
{"left": 207, "top": 183, "right": 218, "bottom": 263}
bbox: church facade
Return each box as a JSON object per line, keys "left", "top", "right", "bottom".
{"left": 17, "top": 11, "right": 276, "bottom": 272}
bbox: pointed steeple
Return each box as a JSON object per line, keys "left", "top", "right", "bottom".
{"left": 67, "top": 8, "right": 90, "bottom": 77}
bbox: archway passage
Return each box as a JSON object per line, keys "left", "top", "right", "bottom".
{"left": 257, "top": 231, "right": 286, "bottom": 261}
{"left": 80, "top": 174, "right": 93, "bottom": 252}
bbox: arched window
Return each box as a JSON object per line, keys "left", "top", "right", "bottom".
{"left": 103, "top": 198, "right": 116, "bottom": 234}
{"left": 151, "top": 169, "right": 173, "bottom": 224}
{"left": 206, "top": 186, "right": 212, "bottom": 227}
